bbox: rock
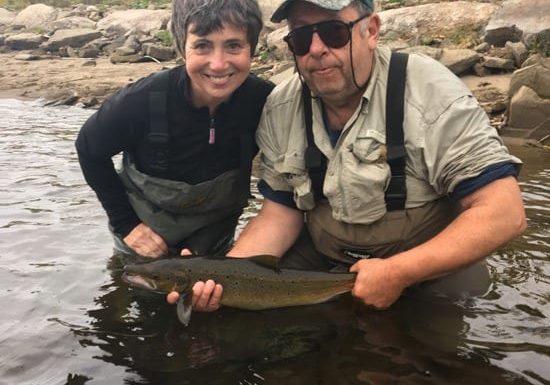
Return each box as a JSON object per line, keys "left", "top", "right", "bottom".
{"left": 44, "top": 28, "right": 103, "bottom": 51}
{"left": 114, "top": 45, "right": 137, "bottom": 56}
{"left": 48, "top": 16, "right": 96, "bottom": 32}
{"left": 5, "top": 32, "right": 44, "bottom": 50}
{"left": 482, "top": 56, "right": 515, "bottom": 71}
{"left": 78, "top": 47, "right": 100, "bottom": 58}
{"left": 0, "top": 8, "right": 15, "bottom": 30}
{"left": 521, "top": 54, "right": 547, "bottom": 69}
{"left": 505, "top": 41, "right": 529, "bottom": 67}
{"left": 485, "top": 0, "right": 550, "bottom": 47}
{"left": 379, "top": 1, "right": 498, "bottom": 44}
{"left": 14, "top": 53, "right": 40, "bottom": 61}
{"left": 508, "top": 85, "right": 550, "bottom": 129}
{"left": 142, "top": 43, "right": 175, "bottom": 61}
{"left": 109, "top": 52, "right": 145, "bottom": 64}
{"left": 96, "top": 9, "right": 170, "bottom": 37}
{"left": 397, "top": 45, "right": 442, "bottom": 60}
{"left": 123, "top": 34, "right": 141, "bottom": 52}
{"left": 12, "top": 4, "right": 57, "bottom": 30}
{"left": 439, "top": 48, "right": 481, "bottom": 75}
{"left": 483, "top": 25, "right": 522, "bottom": 47}
{"left": 473, "top": 62, "right": 491, "bottom": 77}
{"left": 472, "top": 85, "right": 509, "bottom": 114}
{"left": 474, "top": 42, "right": 490, "bottom": 53}
{"left": 81, "top": 60, "right": 96, "bottom": 67}
{"left": 266, "top": 25, "right": 292, "bottom": 60}
{"left": 509, "top": 59, "right": 550, "bottom": 98}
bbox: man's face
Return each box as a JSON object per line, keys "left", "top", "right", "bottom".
{"left": 287, "top": 1, "right": 379, "bottom": 104}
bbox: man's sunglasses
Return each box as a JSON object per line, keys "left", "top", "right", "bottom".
{"left": 284, "top": 13, "right": 371, "bottom": 56}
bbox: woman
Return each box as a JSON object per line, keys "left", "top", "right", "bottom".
{"left": 76, "top": 0, "right": 273, "bottom": 258}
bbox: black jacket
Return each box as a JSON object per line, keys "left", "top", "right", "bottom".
{"left": 75, "top": 66, "right": 273, "bottom": 237}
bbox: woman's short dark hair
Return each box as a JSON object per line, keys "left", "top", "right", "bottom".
{"left": 171, "top": 0, "right": 263, "bottom": 56}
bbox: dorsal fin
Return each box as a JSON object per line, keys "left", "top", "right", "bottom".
{"left": 226, "top": 254, "right": 281, "bottom": 272}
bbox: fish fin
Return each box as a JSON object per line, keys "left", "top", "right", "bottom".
{"left": 242, "top": 254, "right": 282, "bottom": 272}
{"left": 176, "top": 292, "right": 192, "bottom": 326}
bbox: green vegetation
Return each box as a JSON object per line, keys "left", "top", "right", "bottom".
{"left": 447, "top": 24, "right": 481, "bottom": 48}
{"left": 0, "top": 0, "right": 171, "bottom": 11}
{"left": 156, "top": 29, "right": 173, "bottom": 47}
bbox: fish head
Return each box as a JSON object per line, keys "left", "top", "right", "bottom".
{"left": 122, "top": 259, "right": 191, "bottom": 294}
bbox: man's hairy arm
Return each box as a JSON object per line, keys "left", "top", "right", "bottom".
{"left": 228, "top": 199, "right": 304, "bottom": 257}
{"left": 350, "top": 176, "right": 526, "bottom": 308}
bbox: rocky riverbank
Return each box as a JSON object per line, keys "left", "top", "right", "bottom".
{"left": 0, "top": 0, "right": 549, "bottom": 142}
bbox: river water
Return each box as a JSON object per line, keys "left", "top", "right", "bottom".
{"left": 0, "top": 98, "right": 548, "bottom": 385}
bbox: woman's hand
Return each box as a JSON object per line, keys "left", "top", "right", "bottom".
{"left": 123, "top": 223, "right": 168, "bottom": 258}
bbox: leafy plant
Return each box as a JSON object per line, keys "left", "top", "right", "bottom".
{"left": 156, "top": 29, "right": 173, "bottom": 47}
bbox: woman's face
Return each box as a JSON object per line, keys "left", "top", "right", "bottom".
{"left": 184, "top": 23, "right": 252, "bottom": 112}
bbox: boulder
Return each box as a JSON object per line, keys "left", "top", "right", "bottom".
{"left": 485, "top": 0, "right": 550, "bottom": 48}
{"left": 482, "top": 56, "right": 515, "bottom": 71}
{"left": 266, "top": 25, "right": 292, "bottom": 60}
{"left": 508, "top": 85, "right": 550, "bottom": 129}
{"left": 0, "top": 8, "right": 15, "bottom": 29}
{"left": 397, "top": 45, "right": 442, "bottom": 60}
{"left": 96, "top": 9, "right": 170, "bottom": 37}
{"left": 509, "top": 59, "right": 550, "bottom": 99}
{"left": 142, "top": 43, "right": 175, "bottom": 61}
{"left": 44, "top": 28, "right": 103, "bottom": 51}
{"left": 12, "top": 4, "right": 57, "bottom": 30}
{"left": 439, "top": 48, "right": 481, "bottom": 75}
{"left": 5, "top": 32, "right": 44, "bottom": 50}
{"left": 505, "top": 41, "right": 529, "bottom": 67}
{"left": 379, "top": 1, "right": 498, "bottom": 44}
{"left": 48, "top": 16, "right": 96, "bottom": 32}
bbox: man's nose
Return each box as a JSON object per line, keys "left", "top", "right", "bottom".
{"left": 308, "top": 32, "right": 328, "bottom": 56}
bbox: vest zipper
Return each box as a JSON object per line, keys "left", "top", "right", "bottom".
{"left": 208, "top": 117, "right": 216, "bottom": 145}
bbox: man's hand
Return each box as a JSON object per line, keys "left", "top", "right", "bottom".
{"left": 349, "top": 257, "right": 410, "bottom": 309}
{"left": 165, "top": 248, "right": 223, "bottom": 312}
{"left": 123, "top": 223, "right": 168, "bottom": 258}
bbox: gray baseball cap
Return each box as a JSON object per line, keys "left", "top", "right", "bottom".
{"left": 271, "top": 0, "right": 374, "bottom": 23}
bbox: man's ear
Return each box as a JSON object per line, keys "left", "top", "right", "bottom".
{"left": 366, "top": 14, "right": 381, "bottom": 48}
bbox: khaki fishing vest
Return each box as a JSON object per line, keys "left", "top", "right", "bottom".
{"left": 118, "top": 154, "right": 248, "bottom": 254}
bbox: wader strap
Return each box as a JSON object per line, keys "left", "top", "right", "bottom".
{"left": 385, "top": 52, "right": 409, "bottom": 211}
{"left": 302, "top": 84, "right": 327, "bottom": 201}
{"left": 147, "top": 70, "right": 171, "bottom": 177}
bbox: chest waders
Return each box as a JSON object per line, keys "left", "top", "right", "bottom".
{"left": 117, "top": 70, "right": 253, "bottom": 255}
{"left": 280, "top": 53, "right": 489, "bottom": 297}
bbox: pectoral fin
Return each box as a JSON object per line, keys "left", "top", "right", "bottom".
{"left": 176, "top": 292, "right": 193, "bottom": 326}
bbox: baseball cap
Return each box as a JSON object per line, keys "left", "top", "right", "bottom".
{"left": 271, "top": 0, "right": 374, "bottom": 23}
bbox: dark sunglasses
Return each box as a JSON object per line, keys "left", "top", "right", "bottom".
{"left": 284, "top": 13, "right": 371, "bottom": 56}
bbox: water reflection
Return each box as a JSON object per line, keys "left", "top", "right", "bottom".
{"left": 0, "top": 99, "right": 548, "bottom": 385}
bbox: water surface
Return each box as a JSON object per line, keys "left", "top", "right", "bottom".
{"left": 0, "top": 99, "right": 548, "bottom": 385}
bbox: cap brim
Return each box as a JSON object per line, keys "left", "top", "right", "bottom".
{"left": 270, "top": 0, "right": 294, "bottom": 23}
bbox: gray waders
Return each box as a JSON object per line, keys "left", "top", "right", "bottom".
{"left": 114, "top": 155, "right": 248, "bottom": 255}
{"left": 280, "top": 52, "right": 490, "bottom": 299}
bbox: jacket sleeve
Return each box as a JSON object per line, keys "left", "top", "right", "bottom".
{"left": 75, "top": 87, "right": 143, "bottom": 237}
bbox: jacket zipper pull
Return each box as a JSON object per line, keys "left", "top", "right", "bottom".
{"left": 209, "top": 117, "right": 215, "bottom": 145}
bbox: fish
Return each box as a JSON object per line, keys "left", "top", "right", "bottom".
{"left": 122, "top": 255, "right": 356, "bottom": 326}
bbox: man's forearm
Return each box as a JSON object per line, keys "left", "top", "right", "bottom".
{"left": 228, "top": 199, "right": 304, "bottom": 257}
{"left": 389, "top": 176, "right": 527, "bottom": 286}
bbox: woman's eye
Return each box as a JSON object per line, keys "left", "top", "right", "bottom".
{"left": 226, "top": 42, "right": 246, "bottom": 54}
{"left": 192, "top": 42, "right": 211, "bottom": 53}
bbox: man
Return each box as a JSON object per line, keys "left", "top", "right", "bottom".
{"left": 173, "top": 0, "right": 526, "bottom": 311}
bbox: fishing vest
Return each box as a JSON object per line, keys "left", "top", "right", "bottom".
{"left": 117, "top": 70, "right": 254, "bottom": 254}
